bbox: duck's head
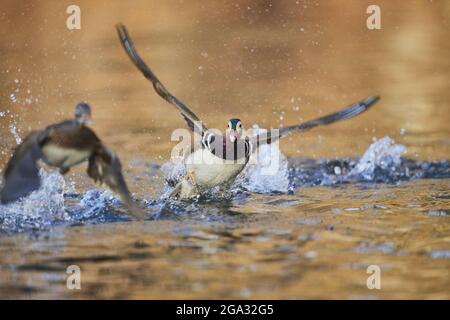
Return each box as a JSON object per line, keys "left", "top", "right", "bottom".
{"left": 227, "top": 118, "right": 243, "bottom": 143}
{"left": 75, "top": 102, "right": 92, "bottom": 125}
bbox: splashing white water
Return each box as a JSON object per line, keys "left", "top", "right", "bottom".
{"left": 349, "top": 136, "right": 406, "bottom": 180}
{"left": 238, "top": 143, "right": 289, "bottom": 193}
{"left": 0, "top": 169, "right": 121, "bottom": 233}
{"left": 161, "top": 162, "right": 186, "bottom": 183}
{"left": 237, "top": 125, "right": 289, "bottom": 193}
{"left": 8, "top": 123, "right": 22, "bottom": 144}
{"left": 9, "top": 93, "right": 17, "bottom": 103}
{"left": 0, "top": 170, "right": 67, "bottom": 232}
{"left": 75, "top": 189, "right": 111, "bottom": 219}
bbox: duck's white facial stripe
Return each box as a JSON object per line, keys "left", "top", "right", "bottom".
{"left": 228, "top": 121, "right": 243, "bottom": 130}
{"left": 202, "top": 132, "right": 215, "bottom": 151}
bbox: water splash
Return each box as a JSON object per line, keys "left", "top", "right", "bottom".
{"left": 349, "top": 136, "right": 407, "bottom": 181}
{"left": 290, "top": 136, "right": 449, "bottom": 187}
{"left": 1, "top": 136, "right": 449, "bottom": 234}
{"left": 161, "top": 162, "right": 185, "bottom": 187}
{"left": 0, "top": 169, "right": 128, "bottom": 233}
{"left": 74, "top": 189, "right": 110, "bottom": 220}
{"left": 9, "top": 93, "right": 17, "bottom": 103}
{"left": 0, "top": 170, "right": 67, "bottom": 233}
{"left": 237, "top": 141, "right": 290, "bottom": 193}
{"left": 8, "top": 123, "right": 22, "bottom": 145}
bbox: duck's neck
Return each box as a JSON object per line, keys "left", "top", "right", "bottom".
{"left": 75, "top": 119, "right": 86, "bottom": 127}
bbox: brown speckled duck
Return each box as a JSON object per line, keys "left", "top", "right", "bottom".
{"left": 116, "top": 24, "right": 380, "bottom": 199}
{"left": 0, "top": 102, "right": 144, "bottom": 219}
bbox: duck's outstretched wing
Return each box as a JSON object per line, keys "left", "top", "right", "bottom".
{"left": 87, "top": 144, "right": 146, "bottom": 220}
{"left": 116, "top": 23, "right": 206, "bottom": 136}
{"left": 1, "top": 131, "right": 45, "bottom": 204}
{"left": 250, "top": 96, "right": 380, "bottom": 149}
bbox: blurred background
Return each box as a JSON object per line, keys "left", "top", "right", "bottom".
{"left": 0, "top": 0, "right": 449, "bottom": 169}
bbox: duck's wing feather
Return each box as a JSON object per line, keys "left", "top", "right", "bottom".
{"left": 250, "top": 96, "right": 380, "bottom": 149}
{"left": 42, "top": 121, "right": 100, "bottom": 150}
{"left": 87, "top": 144, "right": 145, "bottom": 220}
{"left": 116, "top": 23, "right": 206, "bottom": 136}
{"left": 1, "top": 131, "right": 46, "bottom": 204}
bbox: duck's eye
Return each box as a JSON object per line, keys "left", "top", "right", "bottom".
{"left": 239, "top": 124, "right": 242, "bottom": 129}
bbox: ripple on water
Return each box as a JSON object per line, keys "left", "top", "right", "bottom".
{"left": 430, "top": 250, "right": 450, "bottom": 259}
{"left": 355, "top": 242, "right": 397, "bottom": 254}
{"left": 425, "top": 210, "right": 449, "bottom": 216}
